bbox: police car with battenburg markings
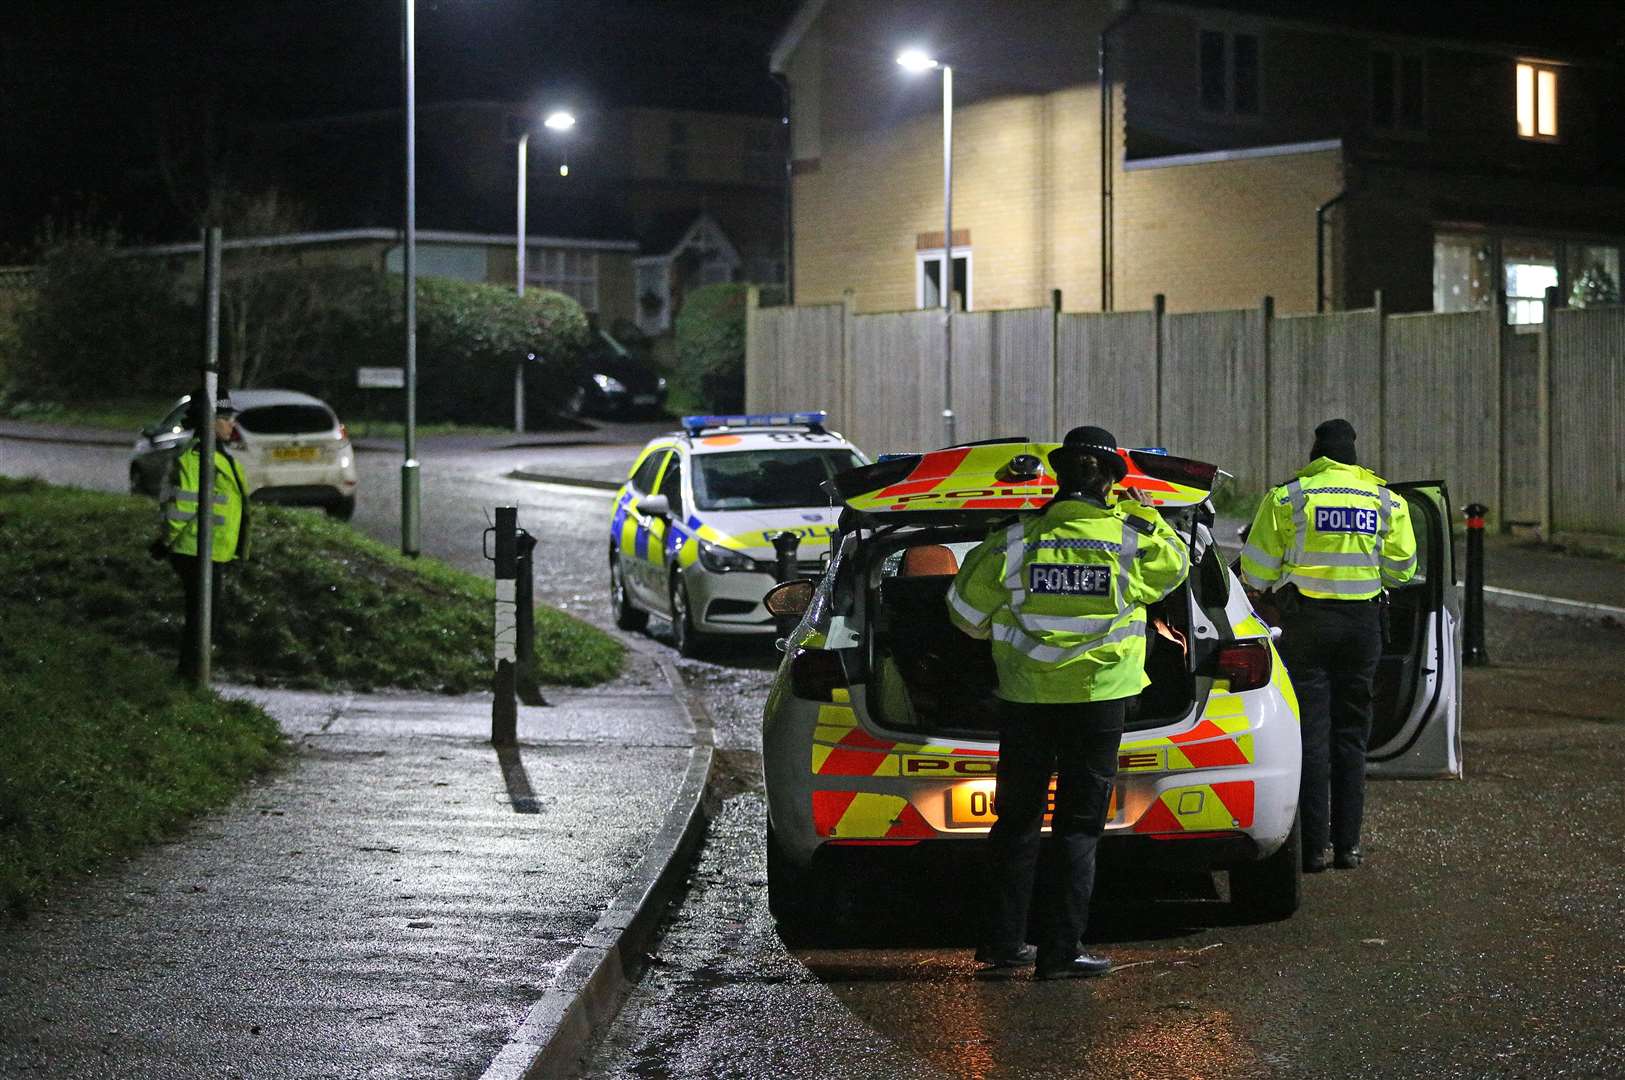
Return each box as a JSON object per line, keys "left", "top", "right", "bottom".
{"left": 758, "top": 440, "right": 1462, "bottom": 936}
{"left": 608, "top": 412, "right": 867, "bottom": 656}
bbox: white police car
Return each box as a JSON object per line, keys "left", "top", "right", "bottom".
{"left": 759, "top": 441, "right": 1462, "bottom": 935}
{"left": 608, "top": 412, "right": 867, "bottom": 656}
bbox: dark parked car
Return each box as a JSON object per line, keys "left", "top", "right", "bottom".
{"left": 559, "top": 346, "right": 668, "bottom": 419}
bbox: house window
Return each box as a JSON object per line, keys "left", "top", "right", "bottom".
{"left": 1503, "top": 238, "right": 1558, "bottom": 325}
{"left": 1198, "top": 28, "right": 1261, "bottom": 116}
{"left": 530, "top": 248, "right": 599, "bottom": 312}
{"left": 916, "top": 249, "right": 971, "bottom": 311}
{"left": 1372, "top": 50, "right": 1425, "bottom": 131}
{"left": 1516, "top": 62, "right": 1559, "bottom": 139}
{"left": 1433, "top": 233, "right": 1495, "bottom": 315}
{"left": 1566, "top": 243, "right": 1622, "bottom": 307}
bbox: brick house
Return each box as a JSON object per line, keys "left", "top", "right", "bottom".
{"left": 771, "top": 0, "right": 1625, "bottom": 320}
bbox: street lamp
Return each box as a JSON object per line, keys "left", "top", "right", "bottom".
{"left": 401, "top": 0, "right": 419, "bottom": 556}
{"left": 514, "top": 108, "right": 577, "bottom": 434}
{"left": 898, "top": 48, "right": 956, "bottom": 446}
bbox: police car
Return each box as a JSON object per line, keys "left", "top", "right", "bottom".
{"left": 608, "top": 412, "right": 867, "bottom": 656}
{"left": 760, "top": 441, "right": 1461, "bottom": 933}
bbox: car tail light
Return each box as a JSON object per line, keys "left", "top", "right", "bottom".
{"left": 338, "top": 424, "right": 348, "bottom": 441}
{"left": 789, "top": 647, "right": 846, "bottom": 701}
{"left": 1206, "top": 640, "right": 1271, "bottom": 692}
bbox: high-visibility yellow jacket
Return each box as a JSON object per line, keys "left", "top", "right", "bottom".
{"left": 1239, "top": 458, "right": 1415, "bottom": 601}
{"left": 159, "top": 440, "right": 251, "bottom": 562}
{"left": 946, "top": 496, "right": 1190, "bottom": 704}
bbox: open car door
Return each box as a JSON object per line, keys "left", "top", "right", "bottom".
{"left": 1366, "top": 480, "right": 1462, "bottom": 778}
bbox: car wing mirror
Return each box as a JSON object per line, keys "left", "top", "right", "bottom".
{"left": 638, "top": 493, "right": 671, "bottom": 518}
{"left": 764, "top": 578, "right": 816, "bottom": 619}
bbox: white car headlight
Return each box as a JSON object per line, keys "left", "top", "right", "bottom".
{"left": 696, "top": 539, "right": 762, "bottom": 573}
{"left": 592, "top": 373, "right": 626, "bottom": 393}
{"left": 655, "top": 376, "right": 668, "bottom": 392}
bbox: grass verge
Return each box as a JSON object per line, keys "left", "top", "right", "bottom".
{"left": 0, "top": 608, "right": 285, "bottom": 917}
{"left": 0, "top": 476, "right": 623, "bottom": 692}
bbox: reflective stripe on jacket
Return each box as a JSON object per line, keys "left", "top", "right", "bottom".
{"left": 159, "top": 441, "right": 251, "bottom": 562}
{"left": 1239, "top": 457, "right": 1415, "bottom": 601}
{"left": 946, "top": 497, "right": 1189, "bottom": 704}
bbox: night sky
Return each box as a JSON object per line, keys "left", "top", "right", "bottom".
{"left": 1, "top": 0, "right": 797, "bottom": 258}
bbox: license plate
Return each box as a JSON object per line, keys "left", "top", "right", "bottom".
{"left": 632, "top": 394, "right": 658, "bottom": 405}
{"left": 944, "top": 782, "right": 1116, "bottom": 828}
{"left": 272, "top": 447, "right": 318, "bottom": 462}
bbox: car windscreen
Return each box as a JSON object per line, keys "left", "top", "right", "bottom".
{"left": 236, "top": 405, "right": 335, "bottom": 435}
{"left": 692, "top": 449, "right": 864, "bottom": 511}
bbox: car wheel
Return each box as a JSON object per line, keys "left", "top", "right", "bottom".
{"left": 610, "top": 554, "right": 649, "bottom": 632}
{"left": 668, "top": 570, "right": 707, "bottom": 659}
{"left": 1228, "top": 813, "right": 1302, "bottom": 922}
{"left": 326, "top": 495, "right": 356, "bottom": 521}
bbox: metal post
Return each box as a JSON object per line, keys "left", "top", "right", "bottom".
{"left": 194, "top": 226, "right": 222, "bottom": 688}
{"left": 515, "top": 130, "right": 528, "bottom": 435}
{"left": 515, "top": 528, "right": 546, "bottom": 706}
{"left": 1463, "top": 502, "right": 1489, "bottom": 666}
{"left": 491, "top": 506, "right": 518, "bottom": 745}
{"left": 400, "top": 0, "right": 421, "bottom": 557}
{"left": 941, "top": 63, "right": 956, "bottom": 448}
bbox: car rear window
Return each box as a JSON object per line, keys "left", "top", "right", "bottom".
{"left": 236, "top": 405, "right": 335, "bottom": 435}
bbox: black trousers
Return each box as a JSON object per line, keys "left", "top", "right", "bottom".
{"left": 1277, "top": 598, "right": 1382, "bottom": 856}
{"left": 986, "top": 698, "right": 1124, "bottom": 963}
{"left": 169, "top": 554, "right": 223, "bottom": 679}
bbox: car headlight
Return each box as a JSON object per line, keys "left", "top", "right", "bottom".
{"left": 592, "top": 373, "right": 626, "bottom": 393}
{"left": 655, "top": 376, "right": 668, "bottom": 392}
{"left": 697, "top": 539, "right": 763, "bottom": 573}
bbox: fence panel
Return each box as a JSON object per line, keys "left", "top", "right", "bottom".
{"left": 1162, "top": 309, "right": 1266, "bottom": 491}
{"left": 1551, "top": 306, "right": 1625, "bottom": 534}
{"left": 1266, "top": 310, "right": 1381, "bottom": 485}
{"left": 1056, "top": 311, "right": 1158, "bottom": 447}
{"left": 948, "top": 310, "right": 995, "bottom": 445}
{"left": 1383, "top": 309, "right": 1499, "bottom": 509}
{"left": 847, "top": 309, "right": 941, "bottom": 456}
{"left": 988, "top": 308, "right": 1056, "bottom": 441}
{"left": 1499, "top": 328, "right": 1543, "bottom": 526}
{"left": 744, "top": 302, "right": 846, "bottom": 421}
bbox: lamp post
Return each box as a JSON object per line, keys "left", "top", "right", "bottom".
{"left": 514, "top": 109, "right": 576, "bottom": 435}
{"left": 898, "top": 48, "right": 955, "bottom": 446}
{"left": 401, "top": 0, "right": 419, "bottom": 556}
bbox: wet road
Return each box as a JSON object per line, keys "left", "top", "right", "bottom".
{"left": 583, "top": 606, "right": 1625, "bottom": 1079}
{"left": 9, "top": 430, "right": 1623, "bottom": 1078}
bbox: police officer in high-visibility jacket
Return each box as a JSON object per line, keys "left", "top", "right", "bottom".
{"left": 948, "top": 426, "right": 1189, "bottom": 979}
{"left": 152, "top": 394, "right": 252, "bottom": 680}
{"left": 1240, "top": 418, "right": 1416, "bottom": 873}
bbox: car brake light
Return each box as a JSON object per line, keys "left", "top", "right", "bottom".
{"left": 338, "top": 424, "right": 348, "bottom": 441}
{"left": 789, "top": 647, "right": 846, "bottom": 701}
{"left": 1207, "top": 640, "right": 1271, "bottom": 692}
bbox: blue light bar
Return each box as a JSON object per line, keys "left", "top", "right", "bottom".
{"left": 682, "top": 411, "right": 827, "bottom": 434}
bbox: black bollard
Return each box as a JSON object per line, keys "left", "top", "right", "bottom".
{"left": 1463, "top": 502, "right": 1489, "bottom": 667}
{"left": 770, "top": 531, "right": 803, "bottom": 637}
{"left": 489, "top": 506, "right": 518, "bottom": 746}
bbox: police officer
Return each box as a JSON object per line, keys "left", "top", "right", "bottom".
{"left": 948, "top": 426, "right": 1189, "bottom": 979}
{"left": 1239, "top": 419, "right": 1416, "bottom": 872}
{"left": 152, "top": 393, "right": 252, "bottom": 680}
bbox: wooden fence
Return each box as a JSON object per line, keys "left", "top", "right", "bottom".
{"left": 746, "top": 288, "right": 1624, "bottom": 535}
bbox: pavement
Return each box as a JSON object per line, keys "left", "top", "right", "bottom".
{"left": 0, "top": 648, "right": 714, "bottom": 1080}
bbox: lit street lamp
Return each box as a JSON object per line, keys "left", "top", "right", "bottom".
{"left": 514, "top": 109, "right": 577, "bottom": 434}
{"left": 897, "top": 48, "right": 956, "bottom": 446}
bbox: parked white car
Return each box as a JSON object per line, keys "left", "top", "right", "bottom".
{"left": 130, "top": 389, "right": 359, "bottom": 519}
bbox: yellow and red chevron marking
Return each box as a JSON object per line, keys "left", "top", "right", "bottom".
{"left": 1120, "top": 693, "right": 1255, "bottom": 771}
{"left": 811, "top": 791, "right": 935, "bottom": 840}
{"left": 1132, "top": 780, "right": 1254, "bottom": 834}
{"left": 843, "top": 443, "right": 1210, "bottom": 514}
{"left": 810, "top": 694, "right": 998, "bottom": 776}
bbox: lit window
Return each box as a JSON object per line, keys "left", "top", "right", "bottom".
{"left": 1503, "top": 238, "right": 1558, "bottom": 325}
{"left": 1516, "top": 62, "right": 1559, "bottom": 139}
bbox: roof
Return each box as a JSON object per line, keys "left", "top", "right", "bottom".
{"left": 769, "top": 0, "right": 826, "bottom": 73}
{"left": 636, "top": 211, "right": 740, "bottom": 260}
{"left": 130, "top": 228, "right": 638, "bottom": 259}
